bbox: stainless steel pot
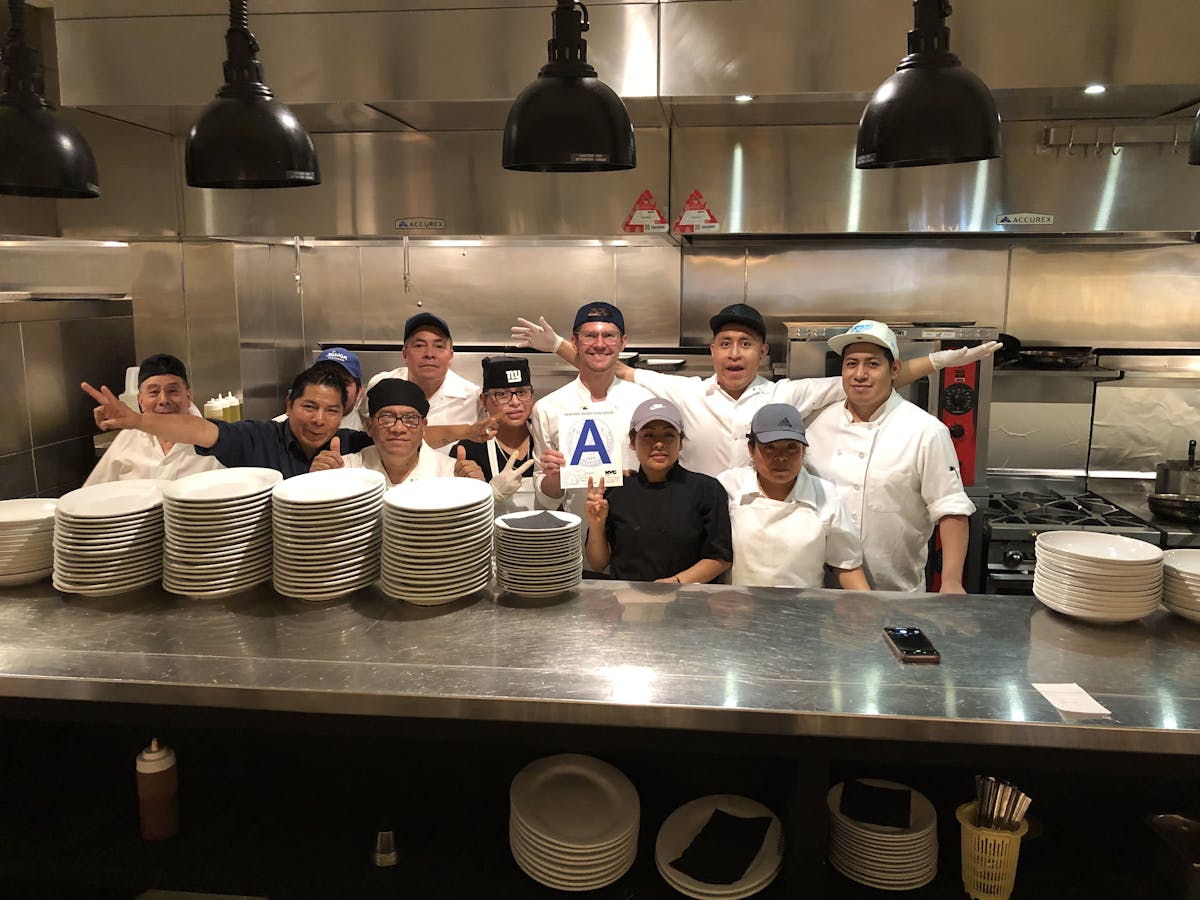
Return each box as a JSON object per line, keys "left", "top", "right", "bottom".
{"left": 1148, "top": 493, "right": 1200, "bottom": 524}
{"left": 1155, "top": 440, "right": 1200, "bottom": 496}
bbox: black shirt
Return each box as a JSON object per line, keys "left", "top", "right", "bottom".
{"left": 452, "top": 437, "right": 534, "bottom": 483}
{"left": 195, "top": 419, "right": 373, "bottom": 479}
{"left": 603, "top": 464, "right": 732, "bottom": 583}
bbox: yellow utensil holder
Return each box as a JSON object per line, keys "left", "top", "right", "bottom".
{"left": 957, "top": 801, "right": 1028, "bottom": 900}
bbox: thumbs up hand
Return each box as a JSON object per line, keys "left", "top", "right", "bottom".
{"left": 454, "top": 444, "right": 485, "bottom": 481}
{"left": 310, "top": 435, "right": 345, "bottom": 472}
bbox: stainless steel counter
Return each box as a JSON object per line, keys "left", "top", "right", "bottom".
{"left": 0, "top": 581, "right": 1197, "bottom": 756}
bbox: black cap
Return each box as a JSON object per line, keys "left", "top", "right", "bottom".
{"left": 403, "top": 312, "right": 452, "bottom": 342}
{"left": 137, "top": 353, "right": 189, "bottom": 386}
{"left": 482, "top": 356, "right": 531, "bottom": 391}
{"left": 709, "top": 303, "right": 766, "bottom": 341}
{"left": 367, "top": 378, "right": 430, "bottom": 418}
{"left": 572, "top": 302, "right": 625, "bottom": 334}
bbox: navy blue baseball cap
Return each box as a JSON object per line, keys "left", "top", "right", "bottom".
{"left": 572, "top": 302, "right": 625, "bottom": 334}
{"left": 315, "top": 347, "right": 362, "bottom": 383}
{"left": 403, "top": 312, "right": 452, "bottom": 342}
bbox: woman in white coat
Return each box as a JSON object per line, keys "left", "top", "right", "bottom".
{"left": 717, "top": 403, "right": 869, "bottom": 590}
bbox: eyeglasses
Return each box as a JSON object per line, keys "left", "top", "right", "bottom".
{"left": 486, "top": 387, "right": 533, "bottom": 403}
{"left": 575, "top": 330, "right": 622, "bottom": 345}
{"left": 374, "top": 411, "right": 422, "bottom": 429}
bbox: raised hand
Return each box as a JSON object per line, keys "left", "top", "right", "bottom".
{"left": 930, "top": 341, "right": 1003, "bottom": 371}
{"left": 310, "top": 436, "right": 344, "bottom": 472}
{"left": 511, "top": 316, "right": 563, "bottom": 353}
{"left": 81, "top": 381, "right": 140, "bottom": 431}
{"left": 454, "top": 445, "right": 485, "bottom": 481}
{"left": 491, "top": 450, "right": 535, "bottom": 500}
{"left": 467, "top": 414, "right": 500, "bottom": 443}
{"left": 584, "top": 475, "right": 608, "bottom": 526}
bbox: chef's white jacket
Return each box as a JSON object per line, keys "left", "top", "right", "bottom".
{"left": 717, "top": 466, "right": 863, "bottom": 589}
{"left": 632, "top": 370, "right": 845, "bottom": 478}
{"left": 804, "top": 391, "right": 976, "bottom": 592}
{"left": 84, "top": 405, "right": 224, "bottom": 486}
{"left": 342, "top": 443, "right": 456, "bottom": 488}
{"left": 529, "top": 375, "right": 654, "bottom": 521}
{"left": 361, "top": 367, "right": 481, "bottom": 454}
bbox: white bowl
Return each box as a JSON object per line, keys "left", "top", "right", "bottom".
{"left": 1036, "top": 531, "right": 1163, "bottom": 565}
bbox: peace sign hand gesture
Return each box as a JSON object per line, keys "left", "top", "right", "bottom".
{"left": 584, "top": 475, "right": 608, "bottom": 527}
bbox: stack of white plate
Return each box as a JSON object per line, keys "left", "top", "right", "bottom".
{"left": 162, "top": 467, "right": 281, "bottom": 598}
{"left": 510, "top": 754, "right": 639, "bottom": 892}
{"left": 827, "top": 779, "right": 938, "bottom": 891}
{"left": 1163, "top": 549, "right": 1200, "bottom": 623}
{"left": 1033, "top": 531, "right": 1163, "bottom": 624}
{"left": 0, "top": 499, "right": 56, "bottom": 585}
{"left": 271, "top": 469, "right": 385, "bottom": 601}
{"left": 380, "top": 477, "right": 494, "bottom": 606}
{"left": 655, "top": 795, "right": 783, "bottom": 899}
{"left": 52, "top": 479, "right": 167, "bottom": 596}
{"left": 494, "top": 510, "right": 583, "bottom": 597}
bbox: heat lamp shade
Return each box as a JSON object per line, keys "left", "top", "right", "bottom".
{"left": 0, "top": 100, "right": 99, "bottom": 198}
{"left": 186, "top": 94, "right": 320, "bottom": 189}
{"left": 502, "top": 74, "right": 635, "bottom": 172}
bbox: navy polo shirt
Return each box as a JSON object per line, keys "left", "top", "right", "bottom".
{"left": 195, "top": 419, "right": 373, "bottom": 479}
{"left": 603, "top": 463, "right": 732, "bottom": 583}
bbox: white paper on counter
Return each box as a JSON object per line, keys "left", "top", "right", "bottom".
{"left": 1031, "top": 682, "right": 1112, "bottom": 717}
{"left": 559, "top": 409, "right": 624, "bottom": 490}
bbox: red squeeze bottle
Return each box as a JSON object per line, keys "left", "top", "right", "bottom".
{"left": 136, "top": 738, "right": 179, "bottom": 840}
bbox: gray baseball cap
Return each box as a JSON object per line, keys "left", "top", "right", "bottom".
{"left": 749, "top": 403, "right": 808, "bottom": 445}
{"left": 631, "top": 398, "right": 683, "bottom": 432}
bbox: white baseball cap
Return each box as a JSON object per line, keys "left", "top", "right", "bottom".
{"left": 828, "top": 320, "right": 900, "bottom": 359}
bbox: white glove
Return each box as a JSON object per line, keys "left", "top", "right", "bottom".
{"left": 511, "top": 316, "right": 563, "bottom": 354}
{"left": 929, "top": 341, "right": 1002, "bottom": 371}
{"left": 491, "top": 450, "right": 536, "bottom": 501}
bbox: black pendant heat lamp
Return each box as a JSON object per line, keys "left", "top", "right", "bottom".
{"left": 856, "top": 0, "right": 1000, "bottom": 169}
{"left": 502, "top": 0, "right": 635, "bottom": 172}
{"left": 186, "top": 0, "right": 319, "bottom": 188}
{"left": 0, "top": 0, "right": 99, "bottom": 198}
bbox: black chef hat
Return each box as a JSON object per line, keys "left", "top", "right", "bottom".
{"left": 709, "top": 303, "right": 766, "bottom": 342}
{"left": 138, "top": 353, "right": 189, "bottom": 386}
{"left": 367, "top": 378, "right": 430, "bottom": 418}
{"left": 482, "top": 356, "right": 531, "bottom": 391}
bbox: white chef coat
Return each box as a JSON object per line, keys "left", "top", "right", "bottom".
{"left": 84, "top": 405, "right": 224, "bottom": 486}
{"left": 804, "top": 391, "right": 976, "bottom": 592}
{"left": 342, "top": 443, "right": 456, "bottom": 488}
{"left": 361, "top": 367, "right": 481, "bottom": 456}
{"left": 633, "top": 369, "right": 845, "bottom": 478}
{"left": 529, "top": 375, "right": 654, "bottom": 522}
{"left": 717, "top": 466, "right": 863, "bottom": 589}
{"left": 273, "top": 409, "right": 364, "bottom": 432}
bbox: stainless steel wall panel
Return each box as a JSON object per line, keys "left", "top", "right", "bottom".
{"left": 33, "top": 436, "right": 98, "bottom": 497}
{"left": 1006, "top": 243, "right": 1200, "bottom": 346}
{"left": 234, "top": 243, "right": 279, "bottom": 418}
{"left": 23, "top": 316, "right": 134, "bottom": 447}
{"left": 0, "top": 324, "right": 31, "bottom": 456}
{"left": 270, "top": 243, "right": 307, "bottom": 401}
{"left": 129, "top": 243, "right": 187, "bottom": 364}
{"left": 0, "top": 198, "right": 58, "bottom": 238}
{"left": 239, "top": 348, "right": 283, "bottom": 421}
{"left": 0, "top": 451, "right": 36, "bottom": 501}
{"left": 0, "top": 240, "right": 132, "bottom": 294}
{"left": 180, "top": 129, "right": 669, "bottom": 237}
{"left": 181, "top": 243, "right": 241, "bottom": 405}
{"left": 298, "top": 245, "right": 363, "bottom": 346}
{"left": 613, "top": 245, "right": 682, "bottom": 343}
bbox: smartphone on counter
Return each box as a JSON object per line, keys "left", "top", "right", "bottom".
{"left": 883, "top": 627, "right": 941, "bottom": 664}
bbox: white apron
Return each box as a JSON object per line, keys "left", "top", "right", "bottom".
{"left": 728, "top": 496, "right": 828, "bottom": 589}
{"left": 487, "top": 437, "right": 537, "bottom": 516}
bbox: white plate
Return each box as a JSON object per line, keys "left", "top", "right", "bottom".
{"left": 1164, "top": 549, "right": 1200, "bottom": 577}
{"left": 386, "top": 498, "right": 494, "bottom": 520}
{"left": 1033, "top": 573, "right": 1162, "bottom": 602}
{"left": 1036, "top": 555, "right": 1162, "bottom": 583}
{"left": 272, "top": 469, "right": 386, "bottom": 505}
{"left": 56, "top": 479, "right": 169, "bottom": 518}
{"left": 510, "top": 814, "right": 637, "bottom": 863}
{"left": 1034, "top": 588, "right": 1154, "bottom": 624}
{"left": 497, "top": 584, "right": 582, "bottom": 599}
{"left": 655, "top": 794, "right": 782, "bottom": 899}
{"left": 827, "top": 781, "right": 936, "bottom": 836}
{"left": 1164, "top": 602, "right": 1200, "bottom": 624}
{"left": 513, "top": 838, "right": 635, "bottom": 881}
{"left": 53, "top": 572, "right": 161, "bottom": 596}
{"left": 0, "top": 499, "right": 57, "bottom": 524}
{"left": 163, "top": 577, "right": 269, "bottom": 599}
{"left": 656, "top": 856, "right": 780, "bottom": 900}
{"left": 513, "top": 846, "right": 633, "bottom": 892}
{"left": 384, "top": 476, "right": 493, "bottom": 513}
{"left": 164, "top": 467, "right": 282, "bottom": 502}
{"left": 1036, "top": 531, "right": 1163, "bottom": 565}
{"left": 0, "top": 568, "right": 53, "bottom": 586}
{"left": 829, "top": 855, "right": 936, "bottom": 890}
{"left": 379, "top": 571, "right": 491, "bottom": 598}
{"left": 496, "top": 510, "right": 582, "bottom": 531}
{"left": 273, "top": 579, "right": 376, "bottom": 602}
{"left": 511, "top": 755, "right": 639, "bottom": 849}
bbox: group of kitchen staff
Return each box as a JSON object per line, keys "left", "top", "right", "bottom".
{"left": 81, "top": 301, "right": 998, "bottom": 595}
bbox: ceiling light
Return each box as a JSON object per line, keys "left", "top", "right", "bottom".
{"left": 734, "top": 94, "right": 755, "bottom": 104}
{"left": 186, "top": 0, "right": 319, "bottom": 189}
{"left": 502, "top": 0, "right": 635, "bottom": 172}
{"left": 1084, "top": 84, "right": 1106, "bottom": 95}
{"left": 856, "top": 0, "right": 1000, "bottom": 169}
{"left": 0, "top": 0, "right": 99, "bottom": 198}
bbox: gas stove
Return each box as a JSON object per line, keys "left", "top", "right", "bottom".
{"left": 983, "top": 489, "right": 1162, "bottom": 593}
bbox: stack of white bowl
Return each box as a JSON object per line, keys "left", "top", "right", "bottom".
{"left": 380, "top": 477, "right": 494, "bottom": 605}
{"left": 655, "top": 795, "right": 783, "bottom": 899}
{"left": 510, "top": 754, "right": 639, "bottom": 891}
{"left": 827, "top": 779, "right": 938, "bottom": 891}
{"left": 1033, "top": 531, "right": 1163, "bottom": 624}
{"left": 53, "top": 479, "right": 167, "bottom": 597}
{"left": 0, "top": 499, "right": 56, "bottom": 585}
{"left": 494, "top": 510, "right": 583, "bottom": 597}
{"left": 162, "top": 467, "right": 281, "bottom": 598}
{"left": 1163, "top": 549, "right": 1200, "bottom": 622}
{"left": 271, "top": 469, "right": 385, "bottom": 601}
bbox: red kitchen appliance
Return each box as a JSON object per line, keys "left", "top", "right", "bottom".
{"left": 936, "top": 352, "right": 981, "bottom": 487}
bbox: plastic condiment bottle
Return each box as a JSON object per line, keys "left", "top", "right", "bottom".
{"left": 136, "top": 738, "right": 179, "bottom": 840}
{"left": 202, "top": 396, "right": 222, "bottom": 420}
{"left": 226, "top": 392, "right": 242, "bottom": 422}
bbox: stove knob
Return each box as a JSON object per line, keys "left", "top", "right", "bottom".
{"left": 949, "top": 423, "right": 966, "bottom": 438}
{"left": 1004, "top": 549, "right": 1024, "bottom": 567}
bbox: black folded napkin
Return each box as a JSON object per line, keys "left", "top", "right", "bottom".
{"left": 505, "top": 511, "right": 572, "bottom": 530}
{"left": 839, "top": 779, "right": 911, "bottom": 828}
{"left": 669, "top": 808, "right": 773, "bottom": 885}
